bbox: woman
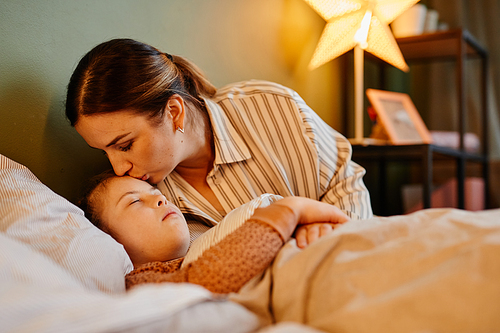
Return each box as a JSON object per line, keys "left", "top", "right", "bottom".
{"left": 66, "top": 38, "right": 372, "bottom": 246}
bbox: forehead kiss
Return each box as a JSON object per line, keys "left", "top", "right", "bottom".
{"left": 75, "top": 110, "right": 179, "bottom": 184}
{"left": 103, "top": 176, "right": 172, "bottom": 213}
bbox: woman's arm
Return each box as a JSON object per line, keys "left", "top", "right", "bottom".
{"left": 293, "top": 90, "right": 373, "bottom": 221}
{"left": 126, "top": 197, "right": 349, "bottom": 293}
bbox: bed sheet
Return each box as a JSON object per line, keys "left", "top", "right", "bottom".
{"left": 231, "top": 207, "right": 500, "bottom": 332}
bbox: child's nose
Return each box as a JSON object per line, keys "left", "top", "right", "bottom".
{"left": 155, "top": 195, "right": 167, "bottom": 207}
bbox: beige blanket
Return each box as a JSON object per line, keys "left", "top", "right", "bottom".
{"left": 231, "top": 208, "right": 500, "bottom": 333}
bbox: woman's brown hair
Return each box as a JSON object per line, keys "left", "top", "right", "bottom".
{"left": 65, "top": 38, "right": 216, "bottom": 126}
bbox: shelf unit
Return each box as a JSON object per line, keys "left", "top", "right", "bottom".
{"left": 351, "top": 29, "right": 489, "bottom": 215}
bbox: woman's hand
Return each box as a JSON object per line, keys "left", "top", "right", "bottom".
{"left": 269, "top": 197, "right": 350, "bottom": 246}
{"left": 249, "top": 196, "right": 350, "bottom": 246}
{"left": 294, "top": 223, "right": 337, "bottom": 249}
{"left": 294, "top": 223, "right": 331, "bottom": 249}
{"left": 287, "top": 197, "right": 350, "bottom": 248}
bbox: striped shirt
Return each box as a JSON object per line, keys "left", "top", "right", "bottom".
{"left": 158, "top": 80, "right": 372, "bottom": 241}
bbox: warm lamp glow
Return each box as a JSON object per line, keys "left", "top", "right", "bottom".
{"left": 354, "top": 10, "right": 372, "bottom": 48}
{"left": 304, "top": 0, "right": 421, "bottom": 142}
{"left": 305, "top": 0, "right": 420, "bottom": 72}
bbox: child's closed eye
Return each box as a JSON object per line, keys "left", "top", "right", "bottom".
{"left": 129, "top": 199, "right": 140, "bottom": 205}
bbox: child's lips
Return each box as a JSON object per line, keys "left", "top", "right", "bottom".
{"left": 162, "top": 209, "right": 177, "bottom": 221}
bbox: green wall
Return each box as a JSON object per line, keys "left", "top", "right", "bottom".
{"left": 0, "top": 0, "right": 342, "bottom": 203}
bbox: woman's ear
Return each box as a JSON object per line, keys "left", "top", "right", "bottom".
{"left": 165, "top": 94, "right": 185, "bottom": 131}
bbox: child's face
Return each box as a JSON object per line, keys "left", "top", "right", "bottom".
{"left": 100, "top": 176, "right": 190, "bottom": 266}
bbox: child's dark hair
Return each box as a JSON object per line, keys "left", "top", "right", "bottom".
{"left": 78, "top": 169, "right": 118, "bottom": 234}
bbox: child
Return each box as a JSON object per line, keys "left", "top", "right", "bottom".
{"left": 79, "top": 171, "right": 350, "bottom": 294}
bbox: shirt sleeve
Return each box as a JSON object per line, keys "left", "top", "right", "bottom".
{"left": 125, "top": 218, "right": 287, "bottom": 294}
{"left": 292, "top": 91, "right": 373, "bottom": 220}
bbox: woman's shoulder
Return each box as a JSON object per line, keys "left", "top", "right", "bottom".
{"left": 214, "top": 80, "right": 297, "bottom": 100}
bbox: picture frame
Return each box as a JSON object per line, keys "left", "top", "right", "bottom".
{"left": 366, "top": 89, "right": 433, "bottom": 145}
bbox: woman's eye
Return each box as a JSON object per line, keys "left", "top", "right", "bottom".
{"left": 118, "top": 141, "right": 133, "bottom": 152}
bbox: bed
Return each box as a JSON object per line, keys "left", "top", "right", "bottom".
{"left": 1, "top": 153, "right": 499, "bottom": 332}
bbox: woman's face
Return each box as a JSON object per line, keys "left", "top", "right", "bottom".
{"left": 75, "top": 109, "right": 181, "bottom": 185}
{"left": 100, "top": 176, "right": 190, "bottom": 266}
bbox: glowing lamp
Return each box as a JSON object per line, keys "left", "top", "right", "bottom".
{"left": 304, "top": 0, "right": 420, "bottom": 143}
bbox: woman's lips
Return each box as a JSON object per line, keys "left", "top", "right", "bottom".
{"left": 140, "top": 174, "right": 149, "bottom": 181}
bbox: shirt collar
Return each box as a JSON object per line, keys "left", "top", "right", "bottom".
{"left": 203, "top": 97, "right": 251, "bottom": 165}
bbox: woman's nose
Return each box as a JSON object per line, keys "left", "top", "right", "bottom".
{"left": 108, "top": 154, "right": 133, "bottom": 177}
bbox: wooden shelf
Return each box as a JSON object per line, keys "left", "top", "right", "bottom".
{"left": 353, "top": 143, "right": 487, "bottom": 162}
{"left": 396, "top": 29, "right": 487, "bottom": 62}
{"left": 352, "top": 143, "right": 488, "bottom": 216}
{"left": 350, "top": 29, "right": 490, "bottom": 215}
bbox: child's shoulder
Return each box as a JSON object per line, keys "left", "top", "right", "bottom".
{"left": 182, "top": 194, "right": 283, "bottom": 267}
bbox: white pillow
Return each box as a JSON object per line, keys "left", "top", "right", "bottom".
{"left": 182, "top": 193, "right": 283, "bottom": 267}
{"left": 0, "top": 154, "right": 133, "bottom": 294}
{"left": 0, "top": 232, "right": 261, "bottom": 333}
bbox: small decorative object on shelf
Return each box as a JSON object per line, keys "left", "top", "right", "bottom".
{"left": 430, "top": 131, "right": 480, "bottom": 153}
{"left": 391, "top": 3, "right": 428, "bottom": 38}
{"left": 366, "top": 89, "right": 433, "bottom": 145}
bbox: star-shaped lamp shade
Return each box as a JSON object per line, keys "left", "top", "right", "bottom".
{"left": 304, "top": 0, "right": 420, "bottom": 142}
{"left": 305, "top": 0, "right": 419, "bottom": 71}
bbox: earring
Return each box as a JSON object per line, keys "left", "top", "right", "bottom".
{"left": 176, "top": 126, "right": 184, "bottom": 133}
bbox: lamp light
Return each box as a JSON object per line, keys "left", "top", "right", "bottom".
{"left": 304, "top": 0, "right": 419, "bottom": 144}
